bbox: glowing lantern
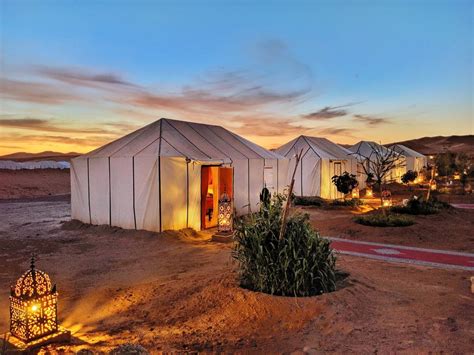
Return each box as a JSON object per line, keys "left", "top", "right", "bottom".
{"left": 365, "top": 187, "right": 373, "bottom": 198}
{"left": 10, "top": 257, "right": 58, "bottom": 343}
{"left": 351, "top": 188, "right": 360, "bottom": 199}
{"left": 381, "top": 190, "right": 392, "bottom": 207}
{"left": 218, "top": 188, "right": 233, "bottom": 233}
{"left": 430, "top": 181, "right": 437, "bottom": 190}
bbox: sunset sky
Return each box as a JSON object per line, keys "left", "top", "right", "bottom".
{"left": 0, "top": 0, "right": 472, "bottom": 155}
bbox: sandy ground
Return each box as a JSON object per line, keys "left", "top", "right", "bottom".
{"left": 0, "top": 199, "right": 473, "bottom": 353}
{"left": 0, "top": 169, "right": 70, "bottom": 200}
{"left": 303, "top": 206, "right": 474, "bottom": 253}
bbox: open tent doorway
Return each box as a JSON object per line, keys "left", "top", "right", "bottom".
{"left": 331, "top": 161, "right": 343, "bottom": 199}
{"left": 201, "top": 166, "right": 233, "bottom": 229}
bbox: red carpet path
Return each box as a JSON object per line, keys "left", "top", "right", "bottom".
{"left": 451, "top": 203, "right": 474, "bottom": 210}
{"left": 327, "top": 237, "right": 474, "bottom": 271}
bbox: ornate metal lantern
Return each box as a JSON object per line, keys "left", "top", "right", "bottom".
{"left": 10, "top": 257, "right": 58, "bottom": 343}
{"left": 218, "top": 189, "right": 233, "bottom": 233}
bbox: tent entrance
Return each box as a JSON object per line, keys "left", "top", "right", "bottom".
{"left": 331, "top": 161, "right": 343, "bottom": 199}
{"left": 201, "top": 166, "right": 233, "bottom": 229}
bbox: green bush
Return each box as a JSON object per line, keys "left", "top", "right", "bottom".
{"left": 401, "top": 170, "right": 418, "bottom": 184}
{"left": 391, "top": 196, "right": 450, "bottom": 215}
{"left": 331, "top": 172, "right": 359, "bottom": 195}
{"left": 293, "top": 196, "right": 325, "bottom": 206}
{"left": 294, "top": 196, "right": 362, "bottom": 208}
{"left": 354, "top": 213, "right": 414, "bottom": 227}
{"left": 232, "top": 194, "right": 337, "bottom": 296}
{"left": 331, "top": 198, "right": 363, "bottom": 207}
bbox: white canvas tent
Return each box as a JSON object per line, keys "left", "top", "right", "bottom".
{"left": 348, "top": 141, "right": 406, "bottom": 186}
{"left": 389, "top": 144, "right": 427, "bottom": 172}
{"left": 71, "top": 118, "right": 289, "bottom": 232}
{"left": 275, "top": 136, "right": 358, "bottom": 199}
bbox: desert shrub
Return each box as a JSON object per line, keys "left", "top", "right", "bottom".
{"left": 110, "top": 343, "right": 149, "bottom": 355}
{"left": 331, "top": 172, "right": 359, "bottom": 195}
{"left": 294, "top": 196, "right": 362, "bottom": 208}
{"left": 293, "top": 196, "right": 325, "bottom": 206}
{"left": 331, "top": 198, "right": 362, "bottom": 207}
{"left": 391, "top": 196, "right": 450, "bottom": 215}
{"left": 401, "top": 170, "right": 418, "bottom": 185}
{"left": 232, "top": 194, "right": 336, "bottom": 296}
{"left": 354, "top": 213, "right": 414, "bottom": 227}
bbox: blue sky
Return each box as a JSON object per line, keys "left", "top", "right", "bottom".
{"left": 0, "top": 0, "right": 472, "bottom": 153}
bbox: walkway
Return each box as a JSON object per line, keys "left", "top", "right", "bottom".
{"left": 451, "top": 203, "right": 474, "bottom": 210}
{"left": 327, "top": 237, "right": 474, "bottom": 271}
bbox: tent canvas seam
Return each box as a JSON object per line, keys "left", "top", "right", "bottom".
{"left": 185, "top": 121, "right": 234, "bottom": 164}
{"left": 164, "top": 119, "right": 212, "bottom": 159}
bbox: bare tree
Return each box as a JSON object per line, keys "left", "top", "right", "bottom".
{"left": 279, "top": 149, "right": 303, "bottom": 240}
{"left": 351, "top": 142, "right": 405, "bottom": 211}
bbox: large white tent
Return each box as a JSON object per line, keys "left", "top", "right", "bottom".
{"left": 71, "top": 118, "right": 289, "bottom": 232}
{"left": 275, "top": 136, "right": 358, "bottom": 199}
{"left": 348, "top": 141, "right": 406, "bottom": 186}
{"left": 389, "top": 144, "right": 427, "bottom": 172}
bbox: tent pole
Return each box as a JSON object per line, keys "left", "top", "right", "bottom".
{"left": 87, "top": 158, "right": 91, "bottom": 224}
{"left": 158, "top": 120, "right": 163, "bottom": 233}
{"left": 158, "top": 156, "right": 162, "bottom": 233}
{"left": 247, "top": 159, "right": 251, "bottom": 213}
{"left": 132, "top": 157, "right": 137, "bottom": 230}
{"left": 108, "top": 157, "right": 111, "bottom": 226}
{"left": 186, "top": 159, "right": 189, "bottom": 229}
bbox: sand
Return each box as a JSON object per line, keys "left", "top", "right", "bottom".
{"left": 0, "top": 169, "right": 70, "bottom": 200}
{"left": 0, "top": 199, "right": 472, "bottom": 353}
{"left": 303, "top": 206, "right": 474, "bottom": 253}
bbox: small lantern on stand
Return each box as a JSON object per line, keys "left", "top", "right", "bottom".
{"left": 351, "top": 188, "right": 360, "bottom": 199}
{"left": 7, "top": 256, "right": 70, "bottom": 350}
{"left": 365, "top": 187, "right": 373, "bottom": 198}
{"left": 217, "top": 187, "right": 233, "bottom": 234}
{"left": 430, "top": 181, "right": 437, "bottom": 191}
{"left": 381, "top": 190, "right": 392, "bottom": 207}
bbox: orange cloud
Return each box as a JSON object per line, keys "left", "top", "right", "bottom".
{"left": 0, "top": 78, "right": 83, "bottom": 104}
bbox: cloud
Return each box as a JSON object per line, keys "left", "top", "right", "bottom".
{"left": 301, "top": 102, "right": 362, "bottom": 120}
{"left": 302, "top": 106, "right": 348, "bottom": 120}
{"left": 229, "top": 115, "right": 307, "bottom": 137}
{"left": 0, "top": 132, "right": 114, "bottom": 147}
{"left": 0, "top": 116, "right": 138, "bottom": 135}
{"left": 0, "top": 66, "right": 138, "bottom": 105}
{"left": 129, "top": 85, "right": 309, "bottom": 114}
{"left": 0, "top": 78, "right": 82, "bottom": 104}
{"left": 353, "top": 114, "right": 391, "bottom": 126}
{"left": 36, "top": 66, "right": 138, "bottom": 89}
{"left": 316, "top": 127, "right": 354, "bottom": 136}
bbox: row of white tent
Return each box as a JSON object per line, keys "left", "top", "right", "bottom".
{"left": 71, "top": 118, "right": 427, "bottom": 232}
{"left": 0, "top": 160, "right": 70, "bottom": 170}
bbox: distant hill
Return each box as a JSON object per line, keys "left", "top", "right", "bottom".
{"left": 0, "top": 151, "right": 80, "bottom": 162}
{"left": 388, "top": 135, "right": 474, "bottom": 156}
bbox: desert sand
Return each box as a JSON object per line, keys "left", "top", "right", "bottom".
{"left": 0, "top": 195, "right": 473, "bottom": 353}
{"left": 303, "top": 207, "right": 474, "bottom": 253}
{"left": 0, "top": 169, "right": 70, "bottom": 200}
